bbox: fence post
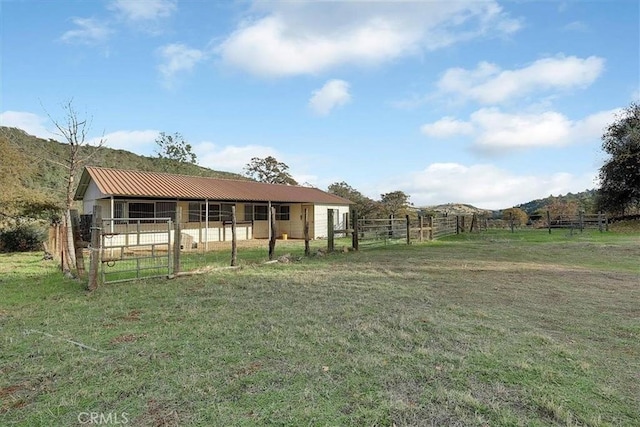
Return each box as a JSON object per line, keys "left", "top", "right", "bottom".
{"left": 509, "top": 212, "right": 515, "bottom": 233}
{"left": 304, "top": 208, "right": 311, "bottom": 256}
{"left": 231, "top": 206, "right": 237, "bottom": 266}
{"left": 547, "top": 210, "right": 552, "bottom": 234}
{"left": 428, "top": 215, "right": 433, "bottom": 240}
{"left": 70, "top": 209, "right": 86, "bottom": 278}
{"left": 88, "top": 205, "right": 102, "bottom": 291}
{"left": 268, "top": 206, "right": 277, "bottom": 260}
{"left": 456, "top": 216, "right": 460, "bottom": 235}
{"left": 406, "top": 215, "right": 411, "bottom": 245}
{"left": 419, "top": 215, "right": 424, "bottom": 242}
{"left": 173, "top": 207, "right": 182, "bottom": 275}
{"left": 352, "top": 210, "right": 359, "bottom": 251}
{"left": 579, "top": 210, "right": 584, "bottom": 232}
{"left": 327, "top": 209, "right": 335, "bottom": 252}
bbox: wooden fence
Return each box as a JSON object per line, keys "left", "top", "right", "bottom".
{"left": 344, "top": 212, "right": 487, "bottom": 250}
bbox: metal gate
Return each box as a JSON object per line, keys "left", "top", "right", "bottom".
{"left": 100, "top": 218, "right": 172, "bottom": 284}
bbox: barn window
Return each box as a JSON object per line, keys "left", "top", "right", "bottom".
{"left": 221, "top": 204, "right": 234, "bottom": 221}
{"left": 156, "top": 201, "right": 176, "bottom": 222}
{"left": 129, "top": 202, "right": 155, "bottom": 223}
{"left": 254, "top": 205, "right": 268, "bottom": 221}
{"left": 276, "top": 205, "right": 290, "bottom": 221}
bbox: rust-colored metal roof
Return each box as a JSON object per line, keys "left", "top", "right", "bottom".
{"left": 75, "top": 166, "right": 352, "bottom": 205}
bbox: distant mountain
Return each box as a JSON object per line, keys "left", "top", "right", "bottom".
{"left": 417, "top": 191, "right": 599, "bottom": 218}
{"left": 0, "top": 126, "right": 247, "bottom": 208}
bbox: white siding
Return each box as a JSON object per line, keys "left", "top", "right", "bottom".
{"left": 312, "top": 204, "right": 351, "bottom": 239}
{"left": 82, "top": 181, "right": 108, "bottom": 214}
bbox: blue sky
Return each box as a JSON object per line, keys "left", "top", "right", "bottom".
{"left": 2, "top": 0, "right": 638, "bottom": 209}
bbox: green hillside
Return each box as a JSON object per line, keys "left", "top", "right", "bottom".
{"left": 0, "top": 126, "right": 246, "bottom": 210}
{"left": 515, "top": 190, "right": 598, "bottom": 215}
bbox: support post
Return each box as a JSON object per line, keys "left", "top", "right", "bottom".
{"left": 173, "top": 207, "right": 182, "bottom": 275}
{"left": 327, "top": 209, "right": 335, "bottom": 252}
{"left": 268, "top": 206, "right": 277, "bottom": 260}
{"left": 579, "top": 210, "right": 584, "bottom": 232}
{"left": 70, "top": 209, "right": 86, "bottom": 278}
{"left": 406, "top": 215, "right": 411, "bottom": 245}
{"left": 88, "top": 205, "right": 102, "bottom": 291}
{"left": 231, "top": 206, "right": 237, "bottom": 266}
{"left": 419, "top": 215, "right": 424, "bottom": 242}
{"left": 352, "top": 210, "right": 359, "bottom": 251}
{"left": 547, "top": 210, "right": 552, "bottom": 234}
{"left": 509, "top": 212, "right": 515, "bottom": 233}
{"left": 304, "top": 208, "right": 310, "bottom": 256}
{"left": 456, "top": 216, "right": 460, "bottom": 235}
{"left": 428, "top": 215, "right": 433, "bottom": 240}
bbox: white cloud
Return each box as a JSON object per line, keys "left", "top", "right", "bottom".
{"left": 437, "top": 55, "right": 605, "bottom": 104}
{"left": 217, "top": 1, "right": 520, "bottom": 77}
{"left": 195, "top": 142, "right": 278, "bottom": 173}
{"left": 421, "top": 108, "right": 619, "bottom": 152}
{"left": 89, "top": 130, "right": 159, "bottom": 152}
{"left": 60, "top": 17, "right": 112, "bottom": 45}
{"left": 0, "top": 111, "right": 52, "bottom": 139}
{"left": 563, "top": 21, "right": 588, "bottom": 32}
{"left": 109, "top": 0, "right": 176, "bottom": 21}
{"left": 157, "top": 43, "right": 205, "bottom": 86}
{"left": 309, "top": 80, "right": 351, "bottom": 116}
{"left": 421, "top": 116, "right": 474, "bottom": 138}
{"left": 393, "top": 163, "right": 596, "bottom": 209}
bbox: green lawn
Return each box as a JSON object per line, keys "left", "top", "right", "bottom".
{"left": 1, "top": 230, "right": 639, "bottom": 426}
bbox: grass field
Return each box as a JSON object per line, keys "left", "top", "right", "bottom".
{"left": 1, "top": 229, "right": 638, "bottom": 426}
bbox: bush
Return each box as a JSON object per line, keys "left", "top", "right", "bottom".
{"left": 0, "top": 223, "right": 47, "bottom": 252}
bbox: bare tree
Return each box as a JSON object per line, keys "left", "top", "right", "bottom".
{"left": 46, "top": 99, "right": 106, "bottom": 277}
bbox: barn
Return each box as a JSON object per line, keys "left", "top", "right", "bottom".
{"left": 74, "top": 166, "right": 352, "bottom": 245}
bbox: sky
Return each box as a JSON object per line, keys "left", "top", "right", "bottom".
{"left": 1, "top": 0, "right": 638, "bottom": 210}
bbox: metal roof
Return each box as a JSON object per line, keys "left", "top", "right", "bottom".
{"left": 74, "top": 166, "right": 352, "bottom": 205}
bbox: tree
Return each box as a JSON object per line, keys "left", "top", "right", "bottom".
{"left": 328, "top": 182, "right": 380, "bottom": 218}
{"left": 596, "top": 103, "right": 640, "bottom": 215}
{"left": 47, "top": 100, "right": 105, "bottom": 277}
{"left": 545, "top": 198, "right": 579, "bottom": 220}
{"left": 501, "top": 207, "right": 528, "bottom": 227}
{"left": 244, "top": 156, "right": 298, "bottom": 185}
{"left": 155, "top": 132, "right": 197, "bottom": 171}
{"left": 380, "top": 191, "right": 412, "bottom": 217}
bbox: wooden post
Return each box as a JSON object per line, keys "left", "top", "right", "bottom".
{"left": 428, "top": 215, "right": 433, "bottom": 240}
{"left": 173, "top": 207, "right": 182, "bottom": 275}
{"left": 268, "top": 206, "right": 276, "bottom": 260}
{"left": 419, "top": 215, "right": 424, "bottom": 242}
{"left": 509, "top": 212, "right": 515, "bottom": 233}
{"left": 352, "top": 210, "right": 359, "bottom": 251}
{"left": 579, "top": 210, "right": 584, "bottom": 233}
{"left": 70, "top": 210, "right": 86, "bottom": 278}
{"left": 304, "top": 208, "right": 310, "bottom": 256}
{"left": 456, "top": 216, "right": 460, "bottom": 235}
{"left": 88, "top": 205, "right": 102, "bottom": 291}
{"left": 547, "top": 210, "right": 552, "bottom": 234}
{"left": 231, "top": 206, "right": 237, "bottom": 266}
{"left": 406, "top": 215, "right": 410, "bottom": 245}
{"left": 327, "top": 209, "right": 334, "bottom": 252}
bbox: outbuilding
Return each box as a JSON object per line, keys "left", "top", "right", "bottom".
{"left": 74, "top": 166, "right": 352, "bottom": 245}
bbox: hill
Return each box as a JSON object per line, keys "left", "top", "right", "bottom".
{"left": 419, "top": 203, "right": 494, "bottom": 216}
{"left": 0, "top": 126, "right": 247, "bottom": 210}
{"left": 515, "top": 190, "right": 598, "bottom": 215}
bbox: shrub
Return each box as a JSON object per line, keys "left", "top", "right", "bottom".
{"left": 0, "top": 223, "right": 47, "bottom": 252}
